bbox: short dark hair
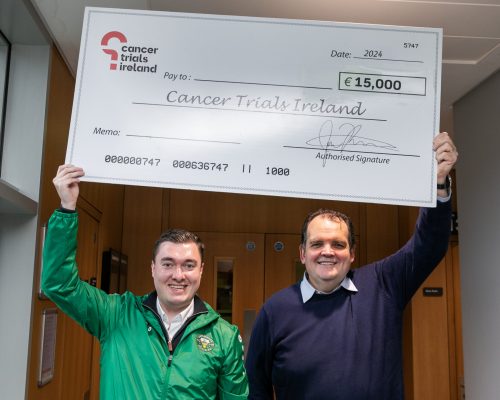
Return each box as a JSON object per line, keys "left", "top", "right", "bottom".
{"left": 152, "top": 229, "right": 205, "bottom": 261}
{"left": 300, "top": 209, "right": 356, "bottom": 250}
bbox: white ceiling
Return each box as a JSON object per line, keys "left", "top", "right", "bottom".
{"left": 29, "top": 0, "right": 500, "bottom": 132}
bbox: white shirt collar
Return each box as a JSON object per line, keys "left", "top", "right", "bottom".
{"left": 156, "top": 297, "right": 194, "bottom": 338}
{"left": 300, "top": 272, "right": 358, "bottom": 303}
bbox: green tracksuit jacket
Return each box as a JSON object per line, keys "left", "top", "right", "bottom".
{"left": 41, "top": 210, "right": 249, "bottom": 400}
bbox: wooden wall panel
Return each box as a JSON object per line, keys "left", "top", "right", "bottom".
{"left": 169, "top": 189, "right": 360, "bottom": 234}
{"left": 411, "top": 260, "right": 451, "bottom": 400}
{"left": 93, "top": 183, "right": 125, "bottom": 251}
{"left": 79, "top": 182, "right": 124, "bottom": 248}
{"left": 365, "top": 203, "right": 400, "bottom": 263}
{"left": 169, "top": 190, "right": 274, "bottom": 232}
{"left": 37, "top": 49, "right": 74, "bottom": 221}
{"left": 121, "top": 185, "right": 163, "bottom": 295}
{"left": 161, "top": 189, "right": 171, "bottom": 232}
{"left": 403, "top": 305, "right": 414, "bottom": 400}
{"left": 79, "top": 182, "right": 102, "bottom": 210}
{"left": 453, "top": 243, "right": 464, "bottom": 399}
{"left": 398, "top": 203, "right": 464, "bottom": 400}
{"left": 449, "top": 242, "right": 465, "bottom": 400}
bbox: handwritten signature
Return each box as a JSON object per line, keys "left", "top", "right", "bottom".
{"left": 306, "top": 121, "right": 398, "bottom": 166}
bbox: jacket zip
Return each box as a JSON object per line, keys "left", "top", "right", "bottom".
{"left": 144, "top": 303, "right": 208, "bottom": 368}
{"left": 167, "top": 340, "right": 173, "bottom": 367}
{"left": 167, "top": 310, "right": 208, "bottom": 367}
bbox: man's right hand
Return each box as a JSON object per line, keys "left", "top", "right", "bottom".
{"left": 52, "top": 164, "right": 84, "bottom": 210}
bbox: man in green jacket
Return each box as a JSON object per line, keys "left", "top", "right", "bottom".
{"left": 42, "top": 164, "right": 249, "bottom": 400}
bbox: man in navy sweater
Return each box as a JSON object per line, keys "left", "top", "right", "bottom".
{"left": 246, "top": 132, "right": 458, "bottom": 400}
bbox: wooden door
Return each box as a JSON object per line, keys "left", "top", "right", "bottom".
{"left": 450, "top": 242, "right": 465, "bottom": 400}
{"left": 196, "top": 232, "right": 264, "bottom": 344}
{"left": 264, "top": 234, "right": 302, "bottom": 300}
{"left": 58, "top": 207, "right": 99, "bottom": 400}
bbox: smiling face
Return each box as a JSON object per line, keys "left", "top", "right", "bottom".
{"left": 151, "top": 241, "right": 204, "bottom": 318}
{"left": 300, "top": 215, "right": 355, "bottom": 293}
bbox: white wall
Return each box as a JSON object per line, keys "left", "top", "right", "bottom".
{"left": 0, "top": 1, "right": 50, "bottom": 399}
{"left": 1, "top": 45, "right": 50, "bottom": 200}
{"left": 0, "top": 215, "right": 39, "bottom": 398}
{"left": 454, "top": 70, "right": 500, "bottom": 400}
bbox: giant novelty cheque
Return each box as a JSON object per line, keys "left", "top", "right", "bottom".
{"left": 66, "top": 7, "right": 442, "bottom": 206}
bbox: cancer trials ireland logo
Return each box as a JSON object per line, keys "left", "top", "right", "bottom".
{"left": 101, "top": 31, "right": 127, "bottom": 70}
{"left": 100, "top": 31, "right": 158, "bottom": 73}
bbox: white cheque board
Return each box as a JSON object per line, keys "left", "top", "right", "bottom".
{"left": 66, "top": 7, "right": 442, "bottom": 206}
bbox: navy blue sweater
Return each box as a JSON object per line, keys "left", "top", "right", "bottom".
{"left": 246, "top": 201, "right": 451, "bottom": 400}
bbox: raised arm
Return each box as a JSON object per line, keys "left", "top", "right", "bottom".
{"left": 434, "top": 132, "right": 458, "bottom": 198}
{"left": 42, "top": 164, "right": 114, "bottom": 340}
{"left": 376, "top": 132, "right": 459, "bottom": 306}
{"left": 52, "top": 164, "right": 84, "bottom": 210}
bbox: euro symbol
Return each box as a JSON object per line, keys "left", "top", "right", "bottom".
{"left": 344, "top": 77, "right": 352, "bottom": 87}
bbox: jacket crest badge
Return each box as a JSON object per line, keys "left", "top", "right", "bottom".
{"left": 196, "top": 335, "right": 215, "bottom": 352}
